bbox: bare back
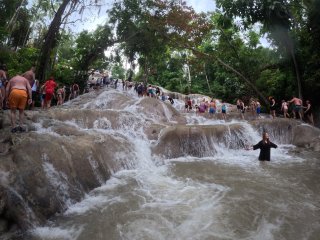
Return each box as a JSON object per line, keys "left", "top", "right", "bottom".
{"left": 290, "top": 97, "right": 302, "bottom": 105}
{"left": 7, "top": 76, "right": 32, "bottom": 94}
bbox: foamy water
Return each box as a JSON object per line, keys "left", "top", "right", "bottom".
{"left": 29, "top": 88, "right": 320, "bottom": 240}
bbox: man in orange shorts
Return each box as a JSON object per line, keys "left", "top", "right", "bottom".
{"left": 5, "top": 75, "right": 32, "bottom": 133}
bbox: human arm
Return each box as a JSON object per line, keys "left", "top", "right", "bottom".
{"left": 0, "top": 70, "right": 7, "bottom": 80}
{"left": 269, "top": 142, "right": 277, "bottom": 149}
{"left": 304, "top": 104, "right": 310, "bottom": 113}
{"left": 26, "top": 80, "right": 32, "bottom": 104}
{"left": 5, "top": 80, "right": 11, "bottom": 99}
{"left": 252, "top": 141, "right": 261, "bottom": 150}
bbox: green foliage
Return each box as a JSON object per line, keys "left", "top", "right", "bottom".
{"left": 111, "top": 64, "right": 126, "bottom": 80}
{"left": 0, "top": 47, "right": 39, "bottom": 77}
{"left": 256, "top": 69, "right": 294, "bottom": 100}
{"left": 0, "top": 0, "right": 25, "bottom": 43}
{"left": 74, "top": 25, "right": 112, "bottom": 71}
{"left": 0, "top": 0, "right": 319, "bottom": 117}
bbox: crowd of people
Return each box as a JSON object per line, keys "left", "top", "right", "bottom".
{"left": 0, "top": 65, "right": 83, "bottom": 132}
{"left": 0, "top": 64, "right": 317, "bottom": 133}
{"left": 235, "top": 97, "right": 314, "bottom": 126}
{"left": 129, "top": 82, "right": 315, "bottom": 125}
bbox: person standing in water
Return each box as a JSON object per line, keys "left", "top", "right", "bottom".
{"left": 5, "top": 75, "right": 32, "bottom": 132}
{"left": 252, "top": 132, "right": 277, "bottom": 161}
{"left": 270, "top": 97, "right": 276, "bottom": 119}
{"left": 304, "top": 100, "right": 314, "bottom": 126}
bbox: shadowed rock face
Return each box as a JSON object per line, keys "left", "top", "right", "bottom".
{"left": 153, "top": 124, "right": 248, "bottom": 158}
{"left": 251, "top": 118, "right": 298, "bottom": 144}
{"left": 0, "top": 88, "right": 319, "bottom": 236}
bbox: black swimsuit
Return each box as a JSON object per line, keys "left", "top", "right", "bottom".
{"left": 305, "top": 105, "right": 312, "bottom": 115}
{"left": 253, "top": 140, "right": 278, "bottom": 161}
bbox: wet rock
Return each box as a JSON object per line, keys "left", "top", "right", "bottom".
{"left": 0, "top": 185, "right": 34, "bottom": 231}
{"left": 144, "top": 124, "right": 167, "bottom": 141}
{"left": 308, "top": 137, "right": 320, "bottom": 151}
{"left": 292, "top": 124, "right": 320, "bottom": 149}
{"left": 153, "top": 124, "right": 246, "bottom": 158}
{"left": 251, "top": 118, "right": 298, "bottom": 144}
{"left": 138, "top": 97, "right": 187, "bottom": 124}
{"left": 0, "top": 87, "right": 319, "bottom": 237}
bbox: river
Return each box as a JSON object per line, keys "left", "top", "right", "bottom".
{"left": 24, "top": 88, "right": 320, "bottom": 240}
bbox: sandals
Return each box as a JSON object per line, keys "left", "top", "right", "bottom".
{"left": 11, "top": 126, "right": 26, "bottom": 133}
{"left": 18, "top": 126, "right": 26, "bottom": 132}
{"left": 11, "top": 127, "right": 18, "bottom": 133}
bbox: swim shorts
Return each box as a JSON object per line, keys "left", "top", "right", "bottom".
{"left": 32, "top": 91, "right": 38, "bottom": 102}
{"left": 45, "top": 92, "right": 53, "bottom": 102}
{"left": 9, "top": 89, "right": 28, "bottom": 110}
{"left": 294, "top": 105, "right": 301, "bottom": 112}
{"left": 256, "top": 107, "right": 261, "bottom": 114}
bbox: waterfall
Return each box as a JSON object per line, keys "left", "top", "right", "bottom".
{"left": 0, "top": 87, "right": 319, "bottom": 239}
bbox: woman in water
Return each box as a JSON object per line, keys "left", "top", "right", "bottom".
{"left": 251, "top": 132, "right": 277, "bottom": 161}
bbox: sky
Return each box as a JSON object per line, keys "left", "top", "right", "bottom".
{"left": 78, "top": 0, "right": 217, "bottom": 32}
{"left": 187, "top": 0, "right": 216, "bottom": 13}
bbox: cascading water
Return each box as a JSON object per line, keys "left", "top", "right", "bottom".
{"left": 7, "top": 87, "right": 319, "bottom": 240}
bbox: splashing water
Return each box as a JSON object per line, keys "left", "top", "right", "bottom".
{"left": 29, "top": 88, "right": 320, "bottom": 240}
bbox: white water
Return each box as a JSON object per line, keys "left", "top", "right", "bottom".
{"left": 30, "top": 88, "right": 320, "bottom": 240}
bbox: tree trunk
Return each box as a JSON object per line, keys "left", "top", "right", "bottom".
{"left": 285, "top": 35, "right": 303, "bottom": 100}
{"left": 204, "top": 63, "right": 212, "bottom": 94}
{"left": 37, "top": 0, "right": 71, "bottom": 82}
{"left": 186, "top": 63, "right": 191, "bottom": 94}
{"left": 290, "top": 48, "right": 303, "bottom": 100}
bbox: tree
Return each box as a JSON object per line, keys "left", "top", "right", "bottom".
{"left": 216, "top": 0, "right": 303, "bottom": 99}
{"left": 37, "top": 0, "right": 104, "bottom": 81}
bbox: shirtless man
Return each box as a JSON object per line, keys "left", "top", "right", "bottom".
{"left": 5, "top": 75, "right": 32, "bottom": 132}
{"left": 22, "top": 66, "right": 36, "bottom": 87}
{"left": 289, "top": 96, "right": 302, "bottom": 120}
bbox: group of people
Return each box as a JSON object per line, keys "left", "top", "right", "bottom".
{"left": 1, "top": 63, "right": 317, "bottom": 133}
{"left": 185, "top": 98, "right": 228, "bottom": 120}
{"left": 235, "top": 97, "right": 314, "bottom": 125}
{"left": 0, "top": 65, "right": 82, "bottom": 133}
{"left": 1, "top": 66, "right": 35, "bottom": 132}
{"left": 132, "top": 83, "right": 176, "bottom": 104}
{"left": 87, "top": 70, "right": 121, "bottom": 91}
{"left": 281, "top": 97, "right": 314, "bottom": 126}
{"left": 236, "top": 96, "right": 314, "bottom": 125}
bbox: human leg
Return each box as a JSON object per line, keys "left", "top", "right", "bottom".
{"left": 10, "top": 108, "right": 17, "bottom": 129}
{"left": 18, "top": 109, "right": 25, "bottom": 127}
{"left": 307, "top": 113, "right": 314, "bottom": 126}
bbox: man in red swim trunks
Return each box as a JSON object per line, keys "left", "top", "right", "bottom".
{"left": 6, "top": 75, "right": 32, "bottom": 132}
{"left": 43, "top": 76, "right": 57, "bottom": 108}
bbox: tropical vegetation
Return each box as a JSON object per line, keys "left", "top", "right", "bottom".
{"left": 1, "top": 0, "right": 319, "bottom": 116}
